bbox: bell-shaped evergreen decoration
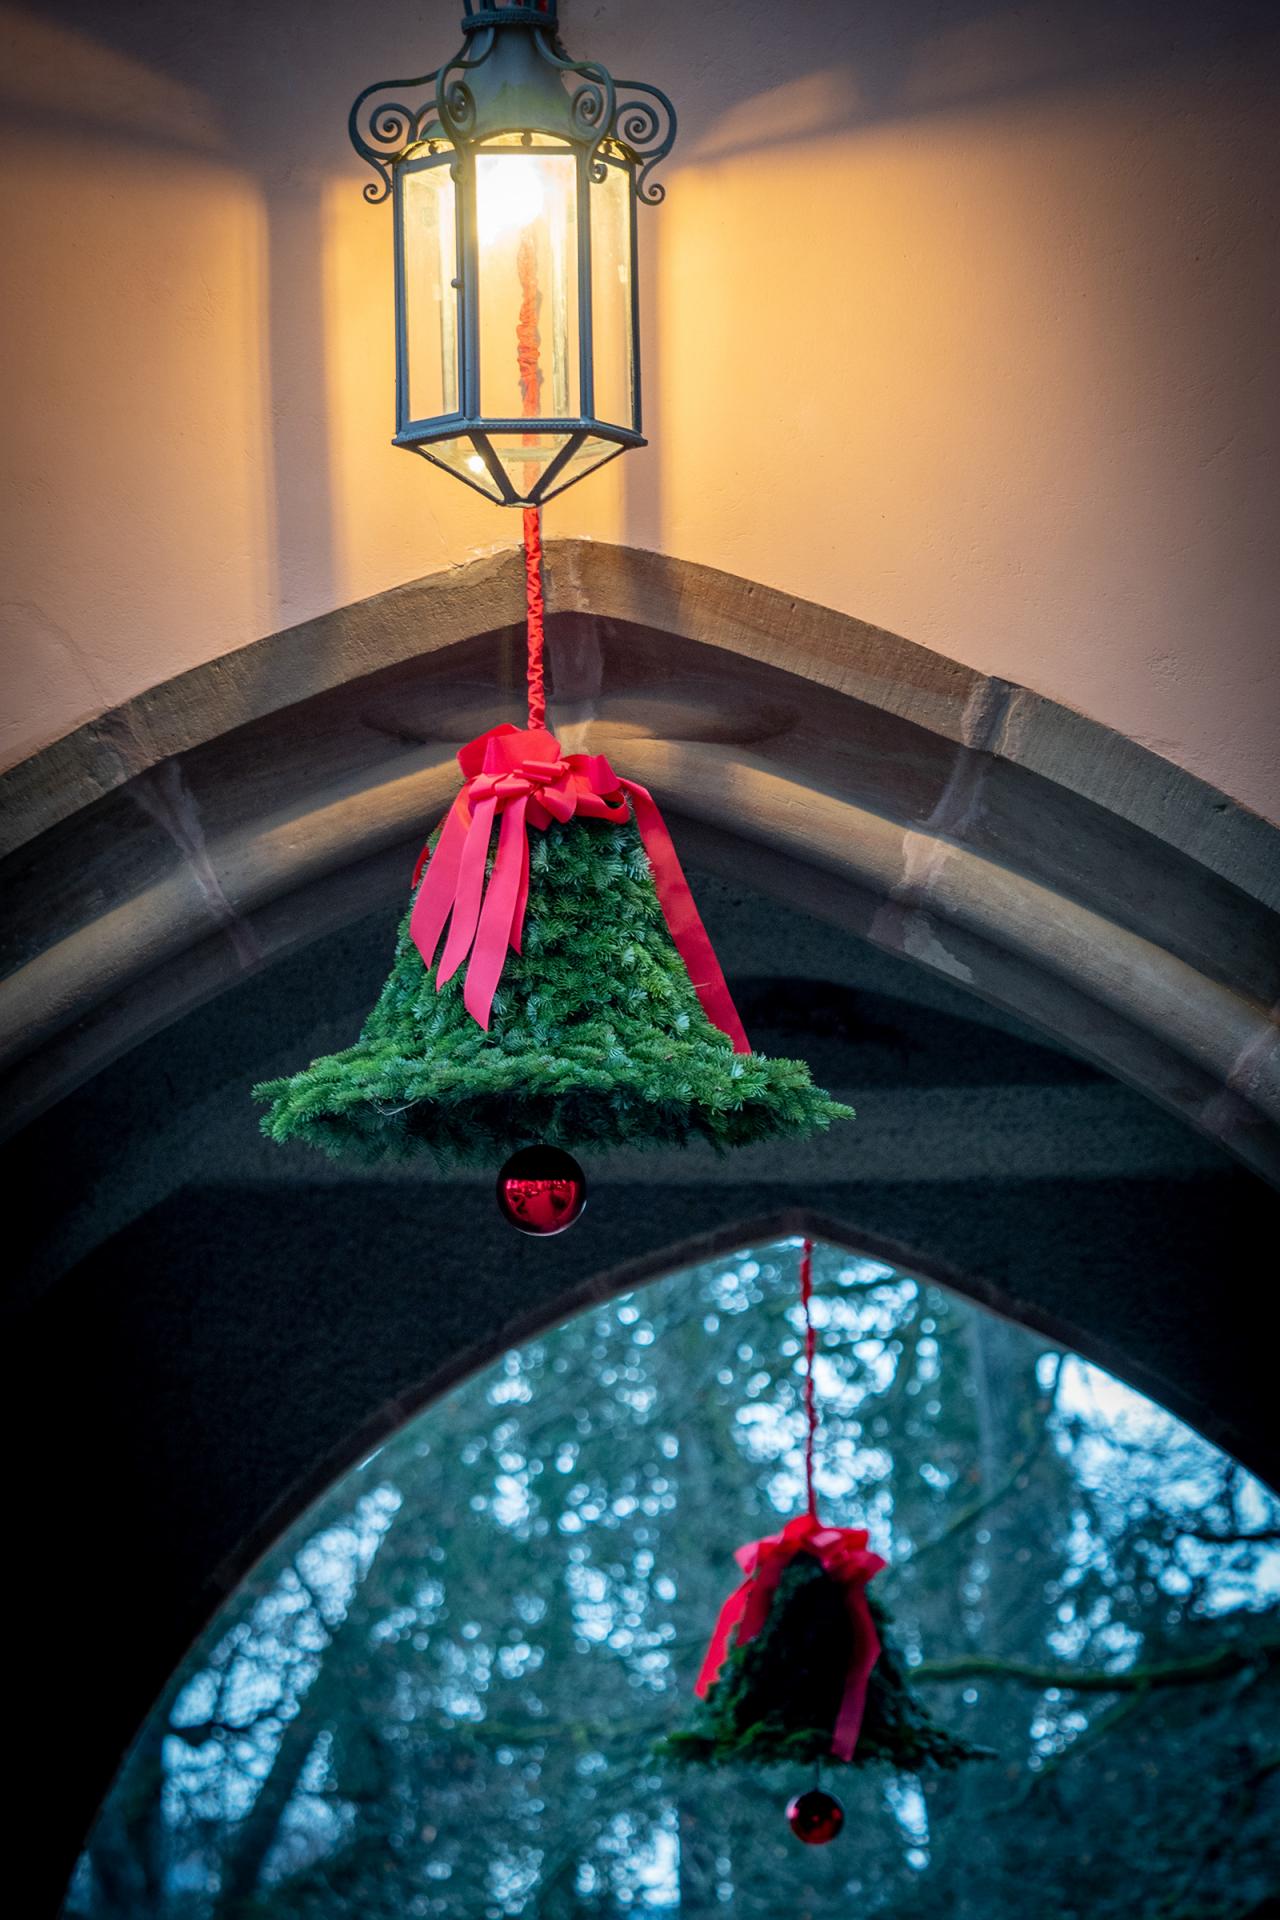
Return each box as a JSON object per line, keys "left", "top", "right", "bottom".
{"left": 254, "top": 727, "right": 851, "bottom": 1167}
{"left": 659, "top": 1533, "right": 986, "bottom": 1772}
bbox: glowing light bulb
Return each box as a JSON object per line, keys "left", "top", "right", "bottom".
{"left": 476, "top": 156, "right": 545, "bottom": 246}
{"left": 467, "top": 454, "right": 487, "bottom": 475}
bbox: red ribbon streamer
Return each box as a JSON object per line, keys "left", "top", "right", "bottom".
{"left": 694, "top": 1513, "right": 885, "bottom": 1762}
{"left": 410, "top": 724, "right": 751, "bottom": 1051}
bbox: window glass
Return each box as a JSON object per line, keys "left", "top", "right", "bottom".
{"left": 476, "top": 148, "right": 578, "bottom": 421}
{"left": 589, "top": 159, "right": 635, "bottom": 428}
{"left": 66, "top": 1239, "right": 1280, "bottom": 1917}
{"left": 401, "top": 157, "right": 458, "bottom": 426}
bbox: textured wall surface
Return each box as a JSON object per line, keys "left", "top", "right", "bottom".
{"left": 2, "top": 0, "right": 1278, "bottom": 815}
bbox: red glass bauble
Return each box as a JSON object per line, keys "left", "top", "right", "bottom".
{"left": 496, "top": 1146, "right": 587, "bottom": 1236}
{"left": 786, "top": 1787, "right": 844, "bottom": 1846}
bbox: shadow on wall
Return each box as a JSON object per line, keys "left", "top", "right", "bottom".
{"left": 3, "top": 0, "right": 1277, "bottom": 782}
{"left": 614, "top": 0, "right": 1280, "bottom": 546}
{"left": 16, "top": 0, "right": 1271, "bottom": 158}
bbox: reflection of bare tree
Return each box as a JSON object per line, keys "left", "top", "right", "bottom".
{"left": 82, "top": 1708, "right": 170, "bottom": 1918}
{"left": 70, "top": 1245, "right": 1280, "bottom": 1918}
{"left": 916, "top": 1637, "right": 1280, "bottom": 1693}
{"left": 140, "top": 1501, "right": 403, "bottom": 1909}
{"left": 216, "top": 1623, "right": 361, "bottom": 1905}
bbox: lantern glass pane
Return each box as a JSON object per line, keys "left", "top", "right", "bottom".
{"left": 486, "top": 432, "right": 573, "bottom": 499}
{"left": 420, "top": 434, "right": 504, "bottom": 501}
{"left": 589, "top": 160, "right": 635, "bottom": 429}
{"left": 542, "top": 434, "right": 625, "bottom": 500}
{"left": 401, "top": 158, "right": 458, "bottom": 426}
{"left": 475, "top": 148, "right": 579, "bottom": 421}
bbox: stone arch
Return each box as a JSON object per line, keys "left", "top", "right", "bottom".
{"left": 187, "top": 1199, "right": 1263, "bottom": 1618}
{"left": 14, "top": 1177, "right": 1275, "bottom": 1911}
{"left": 5, "top": 543, "right": 1278, "bottom": 1909}
{"left": 2, "top": 541, "right": 1277, "bottom": 1175}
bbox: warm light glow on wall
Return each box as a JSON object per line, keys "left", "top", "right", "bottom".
{"left": 3, "top": 4, "right": 1276, "bottom": 820}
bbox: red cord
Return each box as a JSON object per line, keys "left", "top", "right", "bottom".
{"left": 523, "top": 506, "right": 546, "bottom": 732}
{"left": 516, "top": 228, "right": 546, "bottom": 731}
{"left": 800, "top": 1236, "right": 818, "bottom": 1519}
{"left": 516, "top": 230, "right": 541, "bottom": 421}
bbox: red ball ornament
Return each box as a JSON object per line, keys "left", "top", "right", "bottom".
{"left": 496, "top": 1146, "right": 587, "bottom": 1236}
{"left": 786, "top": 1787, "right": 844, "bottom": 1846}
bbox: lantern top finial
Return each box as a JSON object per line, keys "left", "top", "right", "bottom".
{"left": 349, "top": 0, "right": 675, "bottom": 206}
{"left": 461, "top": 0, "right": 559, "bottom": 25}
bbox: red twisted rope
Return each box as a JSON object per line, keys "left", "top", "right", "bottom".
{"left": 516, "top": 229, "right": 541, "bottom": 420}
{"left": 523, "top": 505, "right": 546, "bottom": 732}
{"left": 800, "top": 1236, "right": 818, "bottom": 1518}
{"left": 516, "top": 228, "right": 546, "bottom": 731}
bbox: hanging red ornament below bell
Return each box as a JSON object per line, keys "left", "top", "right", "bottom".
{"left": 496, "top": 1146, "right": 586, "bottom": 1236}
{"left": 787, "top": 1787, "right": 844, "bottom": 1845}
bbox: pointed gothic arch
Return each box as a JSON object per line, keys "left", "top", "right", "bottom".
{"left": 4, "top": 543, "right": 1278, "bottom": 1909}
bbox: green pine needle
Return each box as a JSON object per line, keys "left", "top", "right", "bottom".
{"left": 656, "top": 1557, "right": 991, "bottom": 1772}
{"left": 253, "top": 815, "right": 853, "bottom": 1167}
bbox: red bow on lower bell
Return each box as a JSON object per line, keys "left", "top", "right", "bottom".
{"left": 695, "top": 1513, "right": 886, "bottom": 1761}
{"left": 410, "top": 724, "right": 750, "bottom": 1050}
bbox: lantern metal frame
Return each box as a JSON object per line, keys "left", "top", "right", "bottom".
{"left": 348, "top": 0, "right": 677, "bottom": 506}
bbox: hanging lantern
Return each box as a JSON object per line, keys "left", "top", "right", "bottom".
{"left": 348, "top": 0, "right": 675, "bottom": 506}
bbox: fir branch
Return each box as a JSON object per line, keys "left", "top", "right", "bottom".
{"left": 1172, "top": 1523, "right": 1280, "bottom": 1546}
{"left": 254, "top": 816, "right": 851, "bottom": 1166}
{"left": 984, "top": 1689, "right": 1151, "bottom": 1817}
{"left": 904, "top": 1360, "right": 1061, "bottom": 1567}
{"left": 912, "top": 1634, "right": 1280, "bottom": 1693}
{"left": 658, "top": 1558, "right": 986, "bottom": 1772}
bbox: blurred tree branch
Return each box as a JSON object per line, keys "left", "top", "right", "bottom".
{"left": 914, "top": 1635, "right": 1280, "bottom": 1692}
{"left": 904, "top": 1358, "right": 1062, "bottom": 1567}
{"left": 1173, "top": 1523, "right": 1280, "bottom": 1546}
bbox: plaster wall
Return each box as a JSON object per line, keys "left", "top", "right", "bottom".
{"left": 1, "top": 0, "right": 1277, "bottom": 818}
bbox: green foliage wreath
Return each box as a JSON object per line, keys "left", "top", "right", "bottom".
{"left": 658, "top": 1556, "right": 988, "bottom": 1771}
{"left": 254, "top": 815, "right": 852, "bottom": 1167}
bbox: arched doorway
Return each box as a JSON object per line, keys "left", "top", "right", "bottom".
{"left": 5, "top": 548, "right": 1278, "bottom": 1907}
{"left": 66, "top": 1234, "right": 1280, "bottom": 1916}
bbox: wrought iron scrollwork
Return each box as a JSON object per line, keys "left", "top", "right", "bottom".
{"left": 435, "top": 31, "right": 496, "bottom": 145}
{"left": 531, "top": 31, "right": 617, "bottom": 167}
{"left": 348, "top": 16, "right": 676, "bottom": 204}
{"left": 348, "top": 70, "right": 446, "bottom": 203}
{"left": 531, "top": 32, "right": 677, "bottom": 198}
{"left": 611, "top": 80, "right": 678, "bottom": 204}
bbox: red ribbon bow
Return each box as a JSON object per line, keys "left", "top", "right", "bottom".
{"left": 410, "top": 725, "right": 750, "bottom": 1050}
{"left": 694, "top": 1513, "right": 885, "bottom": 1761}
